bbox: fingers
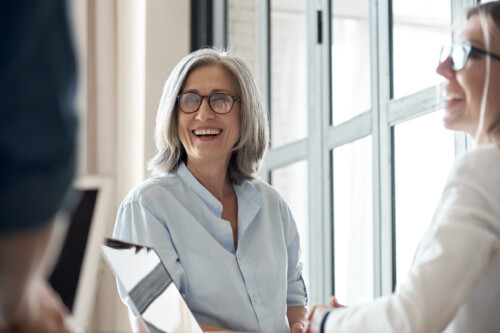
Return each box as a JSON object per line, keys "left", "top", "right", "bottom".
{"left": 28, "top": 280, "right": 72, "bottom": 333}
{"left": 305, "top": 305, "right": 335, "bottom": 333}
{"left": 291, "top": 321, "right": 306, "bottom": 333}
{"left": 307, "top": 306, "right": 317, "bottom": 321}
{"left": 330, "top": 296, "right": 345, "bottom": 308}
{"left": 39, "top": 280, "right": 71, "bottom": 332}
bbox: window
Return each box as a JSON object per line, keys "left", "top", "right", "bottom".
{"left": 270, "top": 0, "right": 308, "bottom": 146}
{"left": 393, "top": 111, "right": 455, "bottom": 289}
{"left": 333, "top": 136, "right": 373, "bottom": 304}
{"left": 228, "top": 0, "right": 475, "bottom": 305}
{"left": 331, "top": 0, "right": 371, "bottom": 125}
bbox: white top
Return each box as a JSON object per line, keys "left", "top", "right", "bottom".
{"left": 324, "top": 144, "right": 500, "bottom": 333}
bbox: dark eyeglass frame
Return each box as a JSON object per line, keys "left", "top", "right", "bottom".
{"left": 440, "top": 42, "right": 500, "bottom": 71}
{"left": 177, "top": 92, "right": 240, "bottom": 114}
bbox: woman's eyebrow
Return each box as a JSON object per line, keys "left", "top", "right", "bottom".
{"left": 466, "top": 38, "right": 486, "bottom": 48}
{"left": 181, "top": 88, "right": 233, "bottom": 94}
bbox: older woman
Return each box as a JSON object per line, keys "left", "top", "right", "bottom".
{"left": 114, "top": 48, "right": 308, "bottom": 332}
{"left": 306, "top": 2, "right": 500, "bottom": 333}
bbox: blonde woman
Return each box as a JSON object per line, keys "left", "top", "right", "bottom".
{"left": 307, "top": 2, "right": 500, "bottom": 332}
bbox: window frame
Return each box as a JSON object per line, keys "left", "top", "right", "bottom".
{"left": 256, "top": 0, "right": 478, "bottom": 305}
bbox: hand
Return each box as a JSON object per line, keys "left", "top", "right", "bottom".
{"left": 290, "top": 320, "right": 307, "bottom": 333}
{"left": 330, "top": 296, "right": 345, "bottom": 308}
{"left": 304, "top": 296, "right": 346, "bottom": 333}
{"left": 2, "top": 279, "right": 71, "bottom": 333}
{"left": 133, "top": 316, "right": 149, "bottom": 333}
{"left": 304, "top": 305, "right": 331, "bottom": 333}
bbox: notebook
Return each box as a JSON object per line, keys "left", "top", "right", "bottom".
{"left": 100, "top": 238, "right": 203, "bottom": 333}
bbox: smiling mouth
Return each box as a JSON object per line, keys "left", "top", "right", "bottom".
{"left": 446, "top": 91, "right": 464, "bottom": 101}
{"left": 193, "top": 129, "right": 222, "bottom": 137}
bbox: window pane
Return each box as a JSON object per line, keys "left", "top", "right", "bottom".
{"left": 331, "top": 0, "right": 371, "bottom": 125}
{"left": 392, "top": 0, "right": 450, "bottom": 98}
{"left": 271, "top": 161, "right": 309, "bottom": 292}
{"left": 270, "top": 0, "right": 307, "bottom": 147}
{"left": 394, "top": 111, "right": 455, "bottom": 290}
{"left": 333, "top": 136, "right": 373, "bottom": 305}
{"left": 227, "top": 1, "right": 260, "bottom": 80}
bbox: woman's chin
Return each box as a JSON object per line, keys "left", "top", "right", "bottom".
{"left": 442, "top": 106, "right": 467, "bottom": 131}
{"left": 442, "top": 113, "right": 457, "bottom": 131}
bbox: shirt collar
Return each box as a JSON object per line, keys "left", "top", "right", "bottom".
{"left": 176, "top": 162, "right": 263, "bottom": 222}
{"left": 177, "top": 162, "right": 223, "bottom": 215}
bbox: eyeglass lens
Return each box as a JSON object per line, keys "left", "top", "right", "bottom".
{"left": 451, "top": 44, "right": 468, "bottom": 70}
{"left": 178, "top": 93, "right": 234, "bottom": 114}
{"left": 440, "top": 44, "right": 470, "bottom": 71}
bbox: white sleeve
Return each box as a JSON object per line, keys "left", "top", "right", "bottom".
{"left": 324, "top": 158, "right": 499, "bottom": 333}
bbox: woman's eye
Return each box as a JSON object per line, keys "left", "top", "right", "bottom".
{"left": 212, "top": 94, "right": 226, "bottom": 101}
{"left": 469, "top": 49, "right": 483, "bottom": 59}
{"left": 184, "top": 95, "right": 200, "bottom": 103}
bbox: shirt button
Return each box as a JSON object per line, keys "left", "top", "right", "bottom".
{"left": 237, "top": 255, "right": 242, "bottom": 261}
{"left": 252, "top": 295, "right": 257, "bottom": 302}
{"left": 214, "top": 203, "right": 220, "bottom": 209}
{"left": 221, "top": 222, "right": 227, "bottom": 229}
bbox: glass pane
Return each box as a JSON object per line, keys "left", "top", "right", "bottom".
{"left": 227, "top": 1, "right": 260, "bottom": 80}
{"left": 392, "top": 0, "right": 451, "bottom": 98}
{"left": 394, "top": 111, "right": 455, "bottom": 290}
{"left": 270, "top": 0, "right": 307, "bottom": 147}
{"left": 331, "top": 0, "right": 371, "bottom": 125}
{"left": 271, "top": 161, "right": 309, "bottom": 293}
{"left": 333, "top": 136, "right": 373, "bottom": 305}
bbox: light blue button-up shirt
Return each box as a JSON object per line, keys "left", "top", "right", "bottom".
{"left": 113, "top": 163, "right": 308, "bottom": 332}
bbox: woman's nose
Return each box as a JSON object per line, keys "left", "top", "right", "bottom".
{"left": 436, "top": 56, "right": 454, "bottom": 79}
{"left": 195, "top": 98, "right": 215, "bottom": 121}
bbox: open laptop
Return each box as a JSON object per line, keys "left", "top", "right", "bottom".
{"left": 48, "top": 175, "right": 114, "bottom": 330}
{"left": 100, "top": 238, "right": 203, "bottom": 333}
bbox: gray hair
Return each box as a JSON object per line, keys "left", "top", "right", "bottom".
{"left": 148, "top": 48, "right": 269, "bottom": 184}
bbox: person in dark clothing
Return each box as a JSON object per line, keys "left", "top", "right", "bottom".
{"left": 0, "top": 0, "right": 78, "bottom": 331}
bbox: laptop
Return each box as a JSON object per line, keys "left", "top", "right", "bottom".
{"left": 100, "top": 238, "right": 203, "bottom": 333}
{"left": 48, "top": 175, "right": 114, "bottom": 330}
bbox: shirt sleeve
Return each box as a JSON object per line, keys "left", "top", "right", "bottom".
{"left": 113, "top": 197, "right": 189, "bottom": 301}
{"left": 280, "top": 199, "right": 308, "bottom": 307}
{"left": 323, "top": 156, "right": 499, "bottom": 332}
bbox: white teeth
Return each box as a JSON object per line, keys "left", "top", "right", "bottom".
{"left": 193, "top": 129, "right": 221, "bottom": 135}
{"left": 446, "top": 92, "right": 464, "bottom": 100}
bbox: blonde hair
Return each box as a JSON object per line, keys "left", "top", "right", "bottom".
{"left": 148, "top": 48, "right": 269, "bottom": 184}
{"left": 466, "top": 1, "right": 500, "bottom": 144}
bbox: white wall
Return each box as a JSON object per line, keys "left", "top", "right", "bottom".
{"left": 71, "top": 0, "right": 190, "bottom": 330}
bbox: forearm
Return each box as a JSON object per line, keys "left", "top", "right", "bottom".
{"left": 287, "top": 305, "right": 308, "bottom": 331}
{"left": 0, "top": 220, "right": 64, "bottom": 326}
{"left": 199, "top": 321, "right": 236, "bottom": 332}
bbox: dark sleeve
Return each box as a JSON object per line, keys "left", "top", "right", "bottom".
{"left": 0, "top": 0, "right": 78, "bottom": 232}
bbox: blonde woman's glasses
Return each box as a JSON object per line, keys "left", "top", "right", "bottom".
{"left": 440, "top": 42, "right": 500, "bottom": 71}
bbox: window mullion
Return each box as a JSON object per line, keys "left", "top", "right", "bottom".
{"left": 375, "top": 0, "right": 395, "bottom": 297}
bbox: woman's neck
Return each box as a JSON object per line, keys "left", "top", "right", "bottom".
{"left": 186, "top": 157, "right": 233, "bottom": 201}
{"left": 472, "top": 130, "right": 493, "bottom": 147}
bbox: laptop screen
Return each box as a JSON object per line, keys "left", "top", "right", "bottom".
{"left": 101, "top": 238, "right": 202, "bottom": 333}
{"left": 48, "top": 175, "right": 114, "bottom": 329}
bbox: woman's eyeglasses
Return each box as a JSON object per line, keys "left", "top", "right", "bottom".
{"left": 177, "top": 92, "right": 240, "bottom": 114}
{"left": 440, "top": 42, "right": 500, "bottom": 71}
